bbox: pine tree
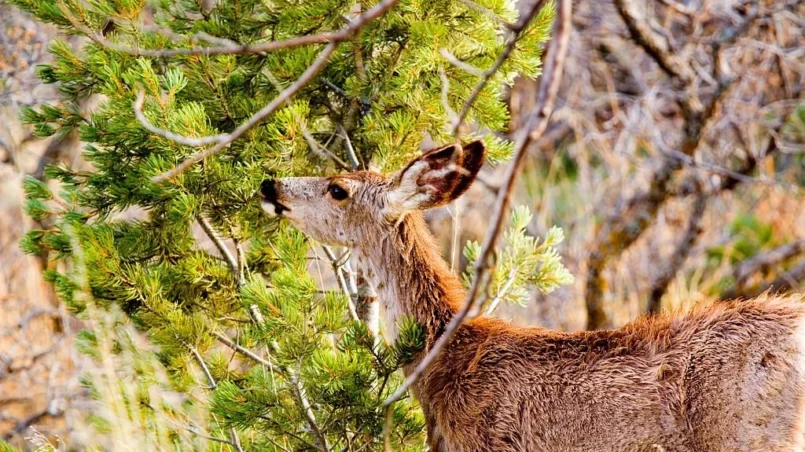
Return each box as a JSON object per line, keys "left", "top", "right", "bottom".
{"left": 14, "top": 0, "right": 565, "bottom": 449}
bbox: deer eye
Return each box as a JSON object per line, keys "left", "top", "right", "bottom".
{"left": 328, "top": 184, "right": 349, "bottom": 201}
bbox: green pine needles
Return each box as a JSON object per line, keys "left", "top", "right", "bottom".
{"left": 15, "top": 0, "right": 565, "bottom": 450}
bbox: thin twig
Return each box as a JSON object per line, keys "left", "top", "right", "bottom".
{"left": 450, "top": 0, "right": 546, "bottom": 136}
{"left": 264, "top": 69, "right": 351, "bottom": 170}
{"left": 613, "top": 0, "right": 692, "bottom": 82}
{"left": 337, "top": 124, "right": 360, "bottom": 170}
{"left": 322, "top": 246, "right": 360, "bottom": 322}
{"left": 185, "top": 426, "right": 237, "bottom": 447}
{"left": 735, "top": 240, "right": 805, "bottom": 288}
{"left": 383, "top": 0, "right": 571, "bottom": 407}
{"left": 439, "top": 68, "right": 458, "bottom": 126}
{"left": 87, "top": 0, "right": 401, "bottom": 57}
{"left": 439, "top": 49, "right": 485, "bottom": 77}
{"left": 188, "top": 345, "right": 244, "bottom": 452}
{"left": 198, "top": 216, "right": 238, "bottom": 277}
{"left": 134, "top": 91, "right": 228, "bottom": 146}
{"left": 457, "top": 0, "right": 515, "bottom": 29}
{"left": 151, "top": 43, "right": 338, "bottom": 182}
{"left": 213, "top": 331, "right": 284, "bottom": 374}
{"left": 646, "top": 191, "right": 707, "bottom": 314}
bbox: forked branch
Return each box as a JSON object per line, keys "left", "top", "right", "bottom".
{"left": 87, "top": 0, "right": 400, "bottom": 57}
{"left": 112, "top": 0, "right": 401, "bottom": 182}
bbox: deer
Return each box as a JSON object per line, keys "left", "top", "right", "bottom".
{"left": 259, "top": 139, "right": 805, "bottom": 451}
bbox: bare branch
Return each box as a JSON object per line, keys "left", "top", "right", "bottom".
{"left": 450, "top": 0, "right": 547, "bottom": 136}
{"left": 657, "top": 0, "right": 695, "bottom": 17}
{"left": 337, "top": 124, "right": 360, "bottom": 170}
{"left": 151, "top": 42, "right": 338, "bottom": 182}
{"left": 584, "top": 6, "right": 747, "bottom": 329}
{"left": 197, "top": 216, "right": 238, "bottom": 276}
{"left": 213, "top": 331, "right": 284, "bottom": 374}
{"left": 439, "top": 48, "right": 485, "bottom": 77}
{"left": 383, "top": 0, "right": 571, "bottom": 407}
{"left": 322, "top": 246, "right": 360, "bottom": 322}
{"left": 613, "top": 0, "right": 691, "bottom": 82}
{"left": 457, "top": 0, "right": 515, "bottom": 29}
{"left": 735, "top": 240, "right": 805, "bottom": 288}
{"left": 89, "top": 0, "right": 401, "bottom": 57}
{"left": 646, "top": 191, "right": 707, "bottom": 314}
{"left": 188, "top": 345, "right": 244, "bottom": 452}
{"left": 134, "top": 91, "right": 228, "bottom": 146}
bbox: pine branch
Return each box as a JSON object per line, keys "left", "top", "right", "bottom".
{"left": 383, "top": 0, "right": 571, "bottom": 408}
{"left": 188, "top": 345, "right": 244, "bottom": 452}
{"left": 449, "top": 0, "right": 546, "bottom": 137}
{"left": 111, "top": 0, "right": 401, "bottom": 181}
{"left": 244, "top": 306, "right": 330, "bottom": 450}
{"left": 483, "top": 269, "right": 518, "bottom": 316}
{"left": 263, "top": 69, "right": 351, "bottom": 170}
{"left": 197, "top": 216, "right": 238, "bottom": 277}
{"left": 213, "top": 331, "right": 284, "bottom": 375}
{"left": 289, "top": 360, "right": 330, "bottom": 451}
{"left": 135, "top": 91, "right": 228, "bottom": 146}
{"left": 457, "top": 0, "right": 515, "bottom": 29}
{"left": 152, "top": 42, "right": 338, "bottom": 182}
{"left": 439, "top": 49, "right": 484, "bottom": 77}
{"left": 322, "top": 245, "right": 360, "bottom": 322}
{"left": 86, "top": 0, "right": 401, "bottom": 57}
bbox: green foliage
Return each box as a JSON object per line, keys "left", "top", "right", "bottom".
{"left": 706, "top": 212, "right": 799, "bottom": 295}
{"left": 707, "top": 213, "right": 779, "bottom": 266}
{"left": 464, "top": 206, "right": 573, "bottom": 311}
{"left": 0, "top": 439, "right": 19, "bottom": 452}
{"left": 14, "top": 0, "right": 555, "bottom": 449}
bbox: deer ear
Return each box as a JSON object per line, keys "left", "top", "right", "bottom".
{"left": 388, "top": 140, "right": 486, "bottom": 213}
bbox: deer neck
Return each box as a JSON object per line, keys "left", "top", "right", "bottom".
{"left": 355, "top": 211, "right": 463, "bottom": 348}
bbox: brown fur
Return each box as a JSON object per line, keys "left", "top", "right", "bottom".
{"left": 372, "top": 214, "right": 805, "bottom": 451}
{"left": 261, "top": 142, "right": 805, "bottom": 451}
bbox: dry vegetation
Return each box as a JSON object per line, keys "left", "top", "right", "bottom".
{"left": 1, "top": 0, "right": 804, "bottom": 448}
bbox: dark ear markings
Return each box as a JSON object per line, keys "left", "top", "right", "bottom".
{"left": 450, "top": 139, "right": 487, "bottom": 199}
{"left": 461, "top": 140, "right": 486, "bottom": 175}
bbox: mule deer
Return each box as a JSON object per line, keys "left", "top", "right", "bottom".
{"left": 260, "top": 140, "right": 805, "bottom": 451}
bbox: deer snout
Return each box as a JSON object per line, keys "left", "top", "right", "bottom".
{"left": 260, "top": 179, "right": 289, "bottom": 216}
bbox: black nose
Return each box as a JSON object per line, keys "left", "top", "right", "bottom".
{"left": 260, "top": 179, "right": 277, "bottom": 201}
{"left": 260, "top": 179, "right": 288, "bottom": 215}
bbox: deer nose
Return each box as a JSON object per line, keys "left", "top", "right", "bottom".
{"left": 260, "top": 179, "right": 277, "bottom": 202}
{"left": 260, "top": 179, "right": 288, "bottom": 216}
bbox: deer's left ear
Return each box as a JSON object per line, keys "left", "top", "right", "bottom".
{"left": 387, "top": 140, "right": 486, "bottom": 213}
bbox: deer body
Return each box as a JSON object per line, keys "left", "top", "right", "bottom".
{"left": 261, "top": 141, "right": 805, "bottom": 451}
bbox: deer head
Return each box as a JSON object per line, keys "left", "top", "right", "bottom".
{"left": 259, "top": 140, "right": 486, "bottom": 248}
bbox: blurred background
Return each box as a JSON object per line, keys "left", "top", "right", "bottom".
{"left": 1, "top": 0, "right": 803, "bottom": 448}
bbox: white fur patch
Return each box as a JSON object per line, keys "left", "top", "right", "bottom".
{"left": 261, "top": 200, "right": 278, "bottom": 217}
